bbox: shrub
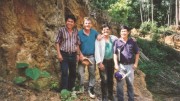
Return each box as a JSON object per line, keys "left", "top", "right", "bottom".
{"left": 60, "top": 89, "right": 77, "bottom": 101}
{"left": 139, "top": 21, "right": 158, "bottom": 37}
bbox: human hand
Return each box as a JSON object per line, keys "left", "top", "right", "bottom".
{"left": 98, "top": 63, "right": 105, "bottom": 71}
{"left": 79, "top": 54, "right": 84, "bottom": 61}
{"left": 76, "top": 55, "right": 80, "bottom": 62}
{"left": 57, "top": 54, "right": 63, "bottom": 62}
{"left": 114, "top": 63, "right": 119, "bottom": 70}
{"left": 133, "top": 64, "right": 138, "bottom": 69}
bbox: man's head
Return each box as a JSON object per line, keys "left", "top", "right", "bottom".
{"left": 83, "top": 17, "right": 92, "bottom": 30}
{"left": 65, "top": 15, "right": 76, "bottom": 30}
{"left": 102, "top": 24, "right": 111, "bottom": 36}
{"left": 119, "top": 25, "right": 131, "bottom": 38}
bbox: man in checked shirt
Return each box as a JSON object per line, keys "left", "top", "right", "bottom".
{"left": 55, "top": 15, "right": 80, "bottom": 91}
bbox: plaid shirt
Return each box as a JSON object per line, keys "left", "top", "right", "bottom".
{"left": 55, "top": 26, "right": 79, "bottom": 53}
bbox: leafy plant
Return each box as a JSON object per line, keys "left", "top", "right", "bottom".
{"left": 60, "top": 89, "right": 71, "bottom": 100}
{"left": 14, "top": 62, "right": 51, "bottom": 89}
{"left": 16, "top": 63, "right": 29, "bottom": 68}
{"left": 13, "top": 76, "right": 27, "bottom": 84}
{"left": 60, "top": 89, "right": 77, "bottom": 101}
{"left": 25, "top": 67, "right": 41, "bottom": 80}
{"left": 139, "top": 21, "right": 158, "bottom": 37}
{"left": 40, "top": 71, "right": 50, "bottom": 78}
{"left": 50, "top": 81, "right": 59, "bottom": 90}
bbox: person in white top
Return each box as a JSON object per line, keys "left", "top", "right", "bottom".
{"left": 95, "top": 24, "right": 118, "bottom": 101}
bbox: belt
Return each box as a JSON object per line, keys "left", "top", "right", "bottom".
{"left": 60, "top": 51, "right": 76, "bottom": 55}
{"left": 120, "top": 62, "right": 133, "bottom": 65}
{"left": 104, "top": 58, "right": 113, "bottom": 61}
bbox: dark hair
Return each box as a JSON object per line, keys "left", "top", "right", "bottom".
{"left": 119, "top": 25, "right": 131, "bottom": 31}
{"left": 65, "top": 15, "right": 76, "bottom": 22}
{"left": 102, "top": 23, "right": 111, "bottom": 29}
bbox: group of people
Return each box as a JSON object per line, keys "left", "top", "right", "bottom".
{"left": 55, "top": 15, "right": 140, "bottom": 101}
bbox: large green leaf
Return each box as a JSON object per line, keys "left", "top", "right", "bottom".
{"left": 40, "top": 71, "right": 50, "bottom": 78}
{"left": 16, "top": 63, "right": 29, "bottom": 68}
{"left": 13, "top": 76, "right": 26, "bottom": 84}
{"left": 25, "top": 68, "right": 40, "bottom": 80}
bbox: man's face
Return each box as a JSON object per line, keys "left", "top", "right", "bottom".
{"left": 66, "top": 18, "right": 75, "bottom": 29}
{"left": 120, "top": 29, "right": 129, "bottom": 38}
{"left": 102, "top": 27, "right": 110, "bottom": 36}
{"left": 83, "top": 20, "right": 92, "bottom": 30}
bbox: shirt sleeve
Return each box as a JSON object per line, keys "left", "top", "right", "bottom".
{"left": 133, "top": 41, "right": 139, "bottom": 54}
{"left": 113, "top": 40, "right": 118, "bottom": 54}
{"left": 94, "top": 29, "right": 99, "bottom": 38}
{"left": 77, "top": 31, "right": 81, "bottom": 45}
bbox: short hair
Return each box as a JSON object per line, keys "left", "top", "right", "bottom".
{"left": 65, "top": 15, "right": 76, "bottom": 22}
{"left": 120, "top": 25, "right": 131, "bottom": 31}
{"left": 83, "top": 17, "right": 92, "bottom": 23}
{"left": 102, "top": 24, "right": 111, "bottom": 29}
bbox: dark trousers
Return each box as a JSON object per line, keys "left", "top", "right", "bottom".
{"left": 60, "top": 51, "right": 76, "bottom": 91}
{"left": 99, "top": 59, "right": 114, "bottom": 100}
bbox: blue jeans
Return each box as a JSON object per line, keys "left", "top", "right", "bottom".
{"left": 60, "top": 51, "right": 77, "bottom": 91}
{"left": 117, "top": 64, "right": 134, "bottom": 101}
{"left": 99, "top": 59, "right": 114, "bottom": 100}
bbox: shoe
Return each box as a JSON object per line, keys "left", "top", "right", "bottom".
{"left": 88, "top": 87, "right": 95, "bottom": 98}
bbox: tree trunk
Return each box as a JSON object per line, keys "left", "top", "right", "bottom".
{"left": 168, "top": 3, "right": 170, "bottom": 26}
{"left": 140, "top": 3, "right": 143, "bottom": 23}
{"left": 176, "top": 0, "right": 179, "bottom": 27}
{"left": 179, "top": 0, "right": 180, "bottom": 23}
{"left": 151, "top": 0, "right": 153, "bottom": 24}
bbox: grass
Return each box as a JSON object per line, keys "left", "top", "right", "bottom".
{"left": 137, "top": 38, "right": 180, "bottom": 87}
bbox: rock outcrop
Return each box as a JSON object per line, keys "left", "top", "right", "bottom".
{"left": 0, "top": 0, "right": 153, "bottom": 100}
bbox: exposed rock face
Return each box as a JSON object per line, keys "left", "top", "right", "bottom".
{"left": 0, "top": 0, "right": 153, "bottom": 100}
{"left": 134, "top": 70, "right": 153, "bottom": 101}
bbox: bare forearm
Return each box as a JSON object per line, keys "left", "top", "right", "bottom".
{"left": 56, "top": 43, "right": 61, "bottom": 55}
{"left": 113, "top": 54, "right": 118, "bottom": 65}
{"left": 77, "top": 46, "right": 80, "bottom": 54}
{"left": 134, "top": 53, "right": 140, "bottom": 66}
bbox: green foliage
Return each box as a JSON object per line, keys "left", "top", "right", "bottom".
{"left": 90, "top": 0, "right": 175, "bottom": 27}
{"left": 50, "top": 81, "right": 59, "bottom": 90}
{"left": 59, "top": 89, "right": 78, "bottom": 101}
{"left": 25, "top": 67, "right": 41, "bottom": 80}
{"left": 139, "top": 61, "right": 162, "bottom": 86}
{"left": 60, "top": 89, "right": 73, "bottom": 101}
{"left": 152, "top": 33, "right": 160, "bottom": 42}
{"left": 137, "top": 38, "right": 178, "bottom": 62}
{"left": 139, "top": 21, "right": 158, "bottom": 37}
{"left": 90, "top": 0, "right": 118, "bottom": 10}
{"left": 13, "top": 76, "right": 27, "bottom": 84}
{"left": 137, "top": 38, "right": 180, "bottom": 86}
{"left": 40, "top": 71, "right": 50, "bottom": 78}
{"left": 108, "top": 0, "right": 131, "bottom": 24}
{"left": 16, "top": 63, "right": 29, "bottom": 68}
{"left": 106, "top": 0, "right": 142, "bottom": 27}
{"left": 14, "top": 62, "right": 51, "bottom": 89}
